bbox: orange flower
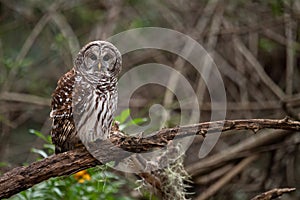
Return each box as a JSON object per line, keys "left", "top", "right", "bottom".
{"left": 74, "top": 170, "right": 91, "bottom": 183}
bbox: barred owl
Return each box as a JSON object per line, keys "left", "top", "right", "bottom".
{"left": 50, "top": 41, "right": 122, "bottom": 153}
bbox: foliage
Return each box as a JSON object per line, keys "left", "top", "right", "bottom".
{"left": 268, "top": 0, "right": 285, "bottom": 16}
{"left": 8, "top": 109, "right": 147, "bottom": 200}
{"left": 115, "top": 108, "right": 147, "bottom": 131}
{"left": 259, "top": 37, "right": 278, "bottom": 53}
{"left": 12, "top": 168, "right": 131, "bottom": 200}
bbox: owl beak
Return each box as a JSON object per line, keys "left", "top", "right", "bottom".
{"left": 98, "top": 62, "right": 102, "bottom": 70}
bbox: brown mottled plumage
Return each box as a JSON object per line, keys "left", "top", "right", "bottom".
{"left": 50, "top": 41, "right": 122, "bottom": 153}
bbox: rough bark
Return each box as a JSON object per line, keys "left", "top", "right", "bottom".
{"left": 0, "top": 118, "right": 300, "bottom": 199}
{"left": 250, "top": 188, "right": 296, "bottom": 200}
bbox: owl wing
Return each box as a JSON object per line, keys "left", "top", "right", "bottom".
{"left": 50, "top": 68, "right": 80, "bottom": 153}
{"left": 50, "top": 68, "right": 75, "bottom": 118}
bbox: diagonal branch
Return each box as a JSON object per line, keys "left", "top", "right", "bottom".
{"left": 250, "top": 188, "right": 296, "bottom": 200}
{"left": 1, "top": 118, "right": 300, "bottom": 199}
{"left": 0, "top": 148, "right": 98, "bottom": 199}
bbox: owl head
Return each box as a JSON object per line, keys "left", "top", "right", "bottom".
{"left": 74, "top": 41, "right": 122, "bottom": 81}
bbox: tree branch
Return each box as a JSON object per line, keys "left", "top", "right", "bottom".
{"left": 0, "top": 148, "right": 98, "bottom": 199}
{"left": 1, "top": 118, "right": 300, "bottom": 199}
{"left": 250, "top": 188, "right": 296, "bottom": 200}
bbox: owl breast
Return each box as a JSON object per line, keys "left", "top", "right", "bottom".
{"left": 73, "top": 74, "right": 118, "bottom": 144}
{"left": 51, "top": 70, "right": 118, "bottom": 153}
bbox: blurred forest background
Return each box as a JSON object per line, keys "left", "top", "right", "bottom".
{"left": 0, "top": 0, "right": 300, "bottom": 199}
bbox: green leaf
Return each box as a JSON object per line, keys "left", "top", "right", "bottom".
{"left": 115, "top": 109, "right": 130, "bottom": 124}
{"left": 259, "top": 38, "right": 278, "bottom": 53}
{"left": 269, "top": 0, "right": 284, "bottom": 16}
{"left": 125, "top": 117, "right": 147, "bottom": 127}
{"left": 31, "top": 148, "right": 48, "bottom": 158}
{"left": 0, "top": 162, "right": 8, "bottom": 167}
{"left": 29, "top": 129, "right": 49, "bottom": 143}
{"left": 43, "top": 144, "right": 55, "bottom": 152}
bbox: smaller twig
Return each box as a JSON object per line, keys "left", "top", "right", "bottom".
{"left": 209, "top": 17, "right": 285, "bottom": 36}
{"left": 1, "top": 15, "right": 50, "bottom": 92}
{"left": 193, "top": 0, "right": 225, "bottom": 126}
{"left": 150, "top": 0, "right": 184, "bottom": 31}
{"left": 161, "top": 40, "right": 193, "bottom": 128}
{"left": 223, "top": 19, "right": 286, "bottom": 100}
{"left": 0, "top": 92, "right": 50, "bottom": 106}
{"left": 195, "top": 155, "right": 258, "bottom": 200}
{"left": 89, "top": 0, "right": 122, "bottom": 40}
{"left": 195, "top": 164, "right": 233, "bottom": 184}
{"left": 194, "top": 0, "right": 219, "bottom": 38}
{"left": 284, "top": 12, "right": 295, "bottom": 95}
{"left": 49, "top": 11, "right": 80, "bottom": 59}
{"left": 15, "top": 15, "right": 50, "bottom": 62}
{"left": 0, "top": 0, "right": 34, "bottom": 19}
{"left": 250, "top": 188, "right": 296, "bottom": 200}
{"left": 262, "top": 28, "right": 300, "bottom": 51}
{"left": 1, "top": 1, "right": 62, "bottom": 92}
{"left": 234, "top": 33, "right": 250, "bottom": 115}
{"left": 186, "top": 129, "right": 289, "bottom": 176}
{"left": 248, "top": 16, "right": 258, "bottom": 57}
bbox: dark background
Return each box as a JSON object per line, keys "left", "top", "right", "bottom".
{"left": 0, "top": 0, "right": 299, "bottom": 199}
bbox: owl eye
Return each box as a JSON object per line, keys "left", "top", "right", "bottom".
{"left": 89, "top": 53, "right": 97, "bottom": 61}
{"left": 84, "top": 51, "right": 98, "bottom": 69}
{"left": 103, "top": 53, "right": 112, "bottom": 62}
